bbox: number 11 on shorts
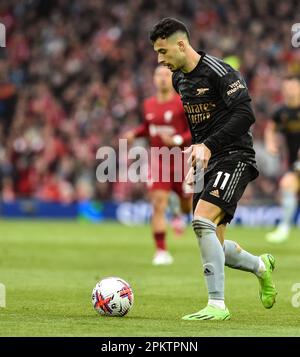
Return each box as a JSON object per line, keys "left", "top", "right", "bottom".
{"left": 213, "top": 171, "right": 231, "bottom": 190}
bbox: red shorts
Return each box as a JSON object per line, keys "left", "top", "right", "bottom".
{"left": 146, "top": 157, "right": 191, "bottom": 199}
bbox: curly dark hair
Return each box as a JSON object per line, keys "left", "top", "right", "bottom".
{"left": 149, "top": 17, "right": 190, "bottom": 43}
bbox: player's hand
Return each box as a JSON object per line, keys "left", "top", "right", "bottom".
{"left": 185, "top": 166, "right": 195, "bottom": 186}
{"left": 184, "top": 143, "right": 211, "bottom": 170}
{"left": 264, "top": 121, "right": 279, "bottom": 155}
{"left": 265, "top": 141, "right": 279, "bottom": 155}
{"left": 159, "top": 133, "right": 176, "bottom": 147}
{"left": 123, "top": 131, "right": 135, "bottom": 145}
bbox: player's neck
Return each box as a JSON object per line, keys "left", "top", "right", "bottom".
{"left": 156, "top": 91, "right": 174, "bottom": 103}
{"left": 181, "top": 47, "right": 201, "bottom": 74}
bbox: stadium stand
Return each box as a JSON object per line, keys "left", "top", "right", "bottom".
{"left": 0, "top": 0, "right": 300, "bottom": 205}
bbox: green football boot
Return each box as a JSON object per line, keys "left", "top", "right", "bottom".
{"left": 182, "top": 305, "right": 231, "bottom": 321}
{"left": 258, "top": 254, "right": 277, "bottom": 309}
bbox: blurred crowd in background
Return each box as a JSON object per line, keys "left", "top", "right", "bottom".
{"left": 0, "top": 0, "right": 300, "bottom": 204}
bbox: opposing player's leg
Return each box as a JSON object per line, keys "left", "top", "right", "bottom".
{"left": 266, "top": 171, "right": 299, "bottom": 243}
{"left": 170, "top": 183, "right": 192, "bottom": 237}
{"left": 168, "top": 192, "right": 184, "bottom": 237}
{"left": 180, "top": 195, "right": 192, "bottom": 215}
{"left": 149, "top": 189, "right": 173, "bottom": 265}
{"left": 218, "top": 224, "right": 277, "bottom": 309}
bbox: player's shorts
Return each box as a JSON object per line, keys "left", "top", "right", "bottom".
{"left": 147, "top": 157, "right": 191, "bottom": 199}
{"left": 147, "top": 178, "right": 191, "bottom": 198}
{"left": 193, "top": 154, "right": 259, "bottom": 225}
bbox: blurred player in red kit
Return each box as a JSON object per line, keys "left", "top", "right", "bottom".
{"left": 124, "top": 65, "right": 191, "bottom": 265}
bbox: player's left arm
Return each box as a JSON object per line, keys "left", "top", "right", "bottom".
{"left": 178, "top": 129, "right": 192, "bottom": 146}
{"left": 203, "top": 71, "right": 255, "bottom": 154}
{"left": 161, "top": 117, "right": 191, "bottom": 147}
{"left": 264, "top": 120, "right": 280, "bottom": 155}
{"left": 160, "top": 131, "right": 190, "bottom": 147}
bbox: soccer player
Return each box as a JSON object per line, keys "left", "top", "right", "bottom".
{"left": 265, "top": 75, "right": 300, "bottom": 243}
{"left": 150, "top": 17, "right": 277, "bottom": 320}
{"left": 124, "top": 64, "right": 192, "bottom": 265}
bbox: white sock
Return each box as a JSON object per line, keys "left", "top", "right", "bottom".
{"left": 208, "top": 299, "right": 226, "bottom": 310}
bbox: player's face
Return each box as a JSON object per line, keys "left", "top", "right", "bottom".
{"left": 282, "top": 79, "right": 300, "bottom": 105}
{"left": 153, "top": 66, "right": 173, "bottom": 92}
{"left": 153, "top": 37, "right": 185, "bottom": 72}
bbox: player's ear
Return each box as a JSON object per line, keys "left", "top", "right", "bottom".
{"left": 177, "top": 40, "right": 185, "bottom": 52}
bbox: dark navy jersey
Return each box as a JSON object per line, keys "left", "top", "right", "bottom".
{"left": 273, "top": 105, "right": 300, "bottom": 166}
{"left": 172, "top": 51, "right": 257, "bottom": 168}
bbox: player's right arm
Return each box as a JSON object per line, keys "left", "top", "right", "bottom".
{"left": 264, "top": 121, "right": 279, "bottom": 155}
{"left": 264, "top": 111, "right": 280, "bottom": 155}
{"left": 123, "top": 122, "right": 149, "bottom": 145}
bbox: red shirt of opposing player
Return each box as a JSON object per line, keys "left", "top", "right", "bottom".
{"left": 133, "top": 94, "right": 191, "bottom": 196}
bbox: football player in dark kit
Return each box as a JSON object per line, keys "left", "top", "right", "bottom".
{"left": 150, "top": 17, "right": 277, "bottom": 320}
{"left": 265, "top": 75, "right": 300, "bottom": 243}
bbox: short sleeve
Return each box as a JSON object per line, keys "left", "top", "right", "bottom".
{"left": 272, "top": 110, "right": 281, "bottom": 130}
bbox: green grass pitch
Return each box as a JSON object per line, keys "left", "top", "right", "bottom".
{"left": 0, "top": 220, "right": 299, "bottom": 336}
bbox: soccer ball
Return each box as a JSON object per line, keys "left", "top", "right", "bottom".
{"left": 92, "top": 277, "right": 134, "bottom": 317}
